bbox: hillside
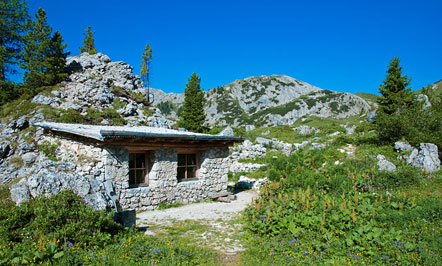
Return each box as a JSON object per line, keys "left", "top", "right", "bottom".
{"left": 153, "top": 75, "right": 371, "bottom": 127}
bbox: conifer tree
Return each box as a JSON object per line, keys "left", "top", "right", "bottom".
{"left": 20, "top": 8, "right": 52, "bottom": 90}
{"left": 44, "top": 31, "right": 69, "bottom": 85}
{"left": 377, "top": 57, "right": 413, "bottom": 114}
{"left": 79, "top": 26, "right": 96, "bottom": 55}
{"left": 177, "top": 73, "right": 207, "bottom": 133}
{"left": 140, "top": 43, "right": 152, "bottom": 101}
{"left": 0, "top": 0, "right": 29, "bottom": 81}
{"left": 20, "top": 8, "right": 69, "bottom": 92}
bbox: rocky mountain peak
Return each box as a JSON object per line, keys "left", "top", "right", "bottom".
{"left": 30, "top": 52, "right": 173, "bottom": 128}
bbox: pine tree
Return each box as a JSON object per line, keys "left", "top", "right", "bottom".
{"left": 20, "top": 8, "right": 68, "bottom": 92}
{"left": 140, "top": 43, "right": 152, "bottom": 102}
{"left": 377, "top": 57, "right": 413, "bottom": 114}
{"left": 0, "top": 0, "right": 29, "bottom": 81}
{"left": 44, "top": 31, "right": 69, "bottom": 85}
{"left": 79, "top": 26, "right": 96, "bottom": 55}
{"left": 20, "top": 8, "right": 52, "bottom": 91}
{"left": 177, "top": 73, "right": 207, "bottom": 133}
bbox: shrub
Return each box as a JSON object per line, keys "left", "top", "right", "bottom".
{"left": 39, "top": 140, "right": 59, "bottom": 161}
{"left": 112, "top": 98, "right": 126, "bottom": 110}
{"left": 0, "top": 189, "right": 219, "bottom": 265}
{"left": 56, "top": 109, "right": 86, "bottom": 123}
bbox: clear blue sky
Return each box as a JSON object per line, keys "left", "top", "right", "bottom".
{"left": 26, "top": 0, "right": 442, "bottom": 94}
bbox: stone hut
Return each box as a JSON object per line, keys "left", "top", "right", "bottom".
{"left": 32, "top": 122, "right": 242, "bottom": 211}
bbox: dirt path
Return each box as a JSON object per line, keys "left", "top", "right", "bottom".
{"left": 136, "top": 190, "right": 257, "bottom": 259}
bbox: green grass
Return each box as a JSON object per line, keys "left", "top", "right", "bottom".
{"left": 240, "top": 128, "right": 442, "bottom": 266}
{"left": 355, "top": 92, "right": 379, "bottom": 103}
{"left": 0, "top": 190, "right": 220, "bottom": 265}
{"left": 158, "top": 201, "right": 182, "bottom": 210}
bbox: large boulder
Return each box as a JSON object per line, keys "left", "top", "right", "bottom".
{"left": 9, "top": 160, "right": 112, "bottom": 210}
{"left": 294, "top": 125, "right": 320, "bottom": 136}
{"left": 406, "top": 143, "right": 440, "bottom": 173}
{"left": 394, "top": 141, "right": 413, "bottom": 152}
{"left": 376, "top": 154, "right": 396, "bottom": 172}
{"left": 218, "top": 126, "right": 234, "bottom": 137}
{"left": 366, "top": 111, "right": 376, "bottom": 123}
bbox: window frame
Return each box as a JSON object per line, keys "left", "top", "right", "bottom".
{"left": 128, "top": 151, "right": 150, "bottom": 187}
{"left": 177, "top": 152, "right": 199, "bottom": 182}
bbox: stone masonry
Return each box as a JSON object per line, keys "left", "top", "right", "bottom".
{"left": 11, "top": 132, "right": 230, "bottom": 211}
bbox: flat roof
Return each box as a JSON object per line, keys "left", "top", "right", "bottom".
{"left": 35, "top": 122, "right": 242, "bottom": 143}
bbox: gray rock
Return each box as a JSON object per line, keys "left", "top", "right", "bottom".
{"left": 15, "top": 117, "right": 29, "bottom": 130}
{"left": 294, "top": 125, "right": 320, "bottom": 135}
{"left": 32, "top": 95, "right": 54, "bottom": 105}
{"left": 29, "top": 112, "right": 45, "bottom": 125}
{"left": 119, "top": 102, "right": 138, "bottom": 117}
{"left": 416, "top": 94, "right": 432, "bottom": 109}
{"left": 10, "top": 179, "right": 30, "bottom": 205}
{"left": 328, "top": 131, "right": 340, "bottom": 137}
{"left": 407, "top": 143, "right": 440, "bottom": 173}
{"left": 311, "top": 143, "right": 327, "bottom": 150}
{"left": 245, "top": 125, "right": 255, "bottom": 132}
{"left": 394, "top": 141, "right": 413, "bottom": 152}
{"left": 51, "top": 90, "right": 61, "bottom": 98}
{"left": 229, "top": 161, "right": 265, "bottom": 173}
{"left": 22, "top": 152, "right": 37, "bottom": 164}
{"left": 84, "top": 192, "right": 108, "bottom": 210}
{"left": 69, "top": 103, "right": 83, "bottom": 112}
{"left": 18, "top": 141, "right": 35, "bottom": 154}
{"left": 218, "top": 126, "right": 234, "bottom": 137}
{"left": 366, "top": 111, "right": 376, "bottom": 123}
{"left": 344, "top": 125, "right": 356, "bottom": 135}
{"left": 376, "top": 154, "right": 396, "bottom": 172}
{"left": 237, "top": 176, "right": 269, "bottom": 190}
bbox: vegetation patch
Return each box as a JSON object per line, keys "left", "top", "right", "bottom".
{"left": 241, "top": 145, "right": 442, "bottom": 265}
{"left": 0, "top": 190, "right": 220, "bottom": 265}
{"left": 111, "top": 85, "right": 150, "bottom": 106}
{"left": 39, "top": 140, "right": 60, "bottom": 161}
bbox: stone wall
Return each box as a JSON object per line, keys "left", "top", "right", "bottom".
{"left": 113, "top": 147, "right": 230, "bottom": 210}
{"left": 11, "top": 131, "right": 231, "bottom": 211}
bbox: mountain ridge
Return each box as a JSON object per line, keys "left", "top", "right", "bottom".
{"left": 152, "top": 74, "right": 371, "bottom": 127}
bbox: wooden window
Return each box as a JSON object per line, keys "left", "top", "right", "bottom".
{"left": 177, "top": 153, "right": 197, "bottom": 181}
{"left": 129, "top": 152, "right": 149, "bottom": 186}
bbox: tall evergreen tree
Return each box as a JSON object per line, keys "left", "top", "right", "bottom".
{"left": 44, "top": 31, "right": 69, "bottom": 85}
{"left": 20, "top": 8, "right": 52, "bottom": 90}
{"left": 79, "top": 26, "right": 96, "bottom": 55}
{"left": 377, "top": 57, "right": 413, "bottom": 114}
{"left": 177, "top": 73, "right": 207, "bottom": 133}
{"left": 0, "top": 0, "right": 29, "bottom": 81}
{"left": 140, "top": 43, "right": 152, "bottom": 102}
{"left": 20, "top": 8, "right": 68, "bottom": 92}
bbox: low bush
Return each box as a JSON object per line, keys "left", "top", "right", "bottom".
{"left": 0, "top": 190, "right": 219, "bottom": 265}
{"left": 242, "top": 146, "right": 442, "bottom": 265}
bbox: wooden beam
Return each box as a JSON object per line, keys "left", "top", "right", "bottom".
{"left": 99, "top": 140, "right": 236, "bottom": 148}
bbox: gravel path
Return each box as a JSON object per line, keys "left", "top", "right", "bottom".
{"left": 136, "top": 190, "right": 257, "bottom": 257}
{"left": 137, "top": 190, "right": 257, "bottom": 225}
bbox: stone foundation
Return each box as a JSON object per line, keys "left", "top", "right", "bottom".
{"left": 39, "top": 135, "right": 230, "bottom": 210}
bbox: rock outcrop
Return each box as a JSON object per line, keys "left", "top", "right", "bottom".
{"left": 376, "top": 154, "right": 396, "bottom": 172}
{"left": 230, "top": 140, "right": 266, "bottom": 160}
{"left": 406, "top": 143, "right": 440, "bottom": 173}
{"left": 30, "top": 52, "right": 174, "bottom": 128}
{"left": 153, "top": 75, "right": 371, "bottom": 127}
